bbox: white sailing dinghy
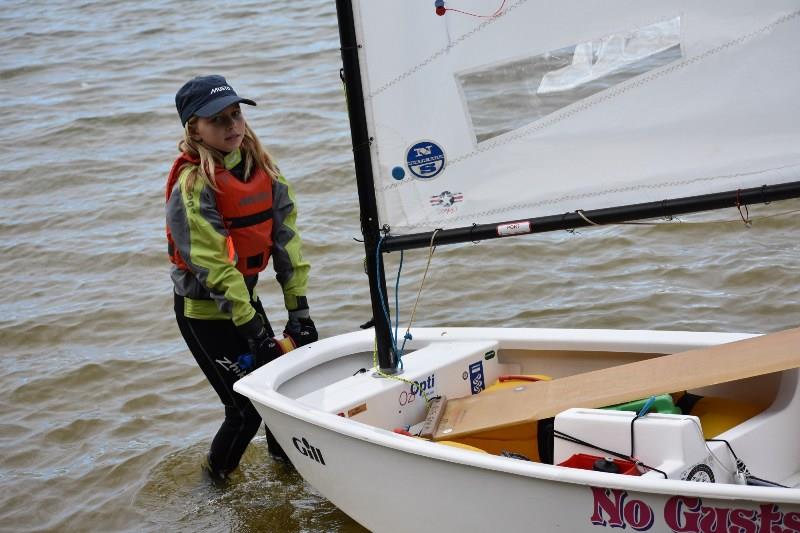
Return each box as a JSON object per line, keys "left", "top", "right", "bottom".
{"left": 236, "top": 1, "right": 800, "bottom": 531}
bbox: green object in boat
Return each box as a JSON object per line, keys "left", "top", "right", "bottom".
{"left": 604, "top": 393, "right": 682, "bottom": 415}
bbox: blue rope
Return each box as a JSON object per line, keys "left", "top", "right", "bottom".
{"left": 395, "top": 250, "right": 406, "bottom": 369}
{"left": 375, "top": 235, "right": 403, "bottom": 365}
{"left": 399, "top": 334, "right": 412, "bottom": 354}
{"left": 638, "top": 395, "right": 656, "bottom": 417}
{"left": 375, "top": 235, "right": 394, "bottom": 348}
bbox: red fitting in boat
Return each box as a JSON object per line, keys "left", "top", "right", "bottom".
{"left": 558, "top": 454, "right": 641, "bottom": 476}
{"left": 499, "top": 375, "right": 544, "bottom": 382}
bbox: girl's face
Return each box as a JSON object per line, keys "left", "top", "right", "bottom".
{"left": 193, "top": 104, "right": 245, "bottom": 153}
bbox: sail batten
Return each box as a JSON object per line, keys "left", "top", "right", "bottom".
{"left": 353, "top": 1, "right": 800, "bottom": 235}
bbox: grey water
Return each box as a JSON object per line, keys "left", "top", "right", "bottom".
{"left": 1, "top": 1, "right": 798, "bottom": 531}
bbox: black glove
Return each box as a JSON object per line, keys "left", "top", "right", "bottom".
{"left": 284, "top": 316, "right": 318, "bottom": 347}
{"left": 236, "top": 314, "right": 287, "bottom": 374}
{"left": 283, "top": 297, "right": 318, "bottom": 347}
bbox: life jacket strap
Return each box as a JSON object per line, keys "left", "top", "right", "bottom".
{"left": 246, "top": 253, "right": 264, "bottom": 269}
{"left": 226, "top": 208, "right": 274, "bottom": 229}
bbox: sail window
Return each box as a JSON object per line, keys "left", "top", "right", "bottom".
{"left": 456, "top": 16, "right": 682, "bottom": 143}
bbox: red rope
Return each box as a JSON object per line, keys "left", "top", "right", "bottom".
{"left": 438, "top": 0, "right": 507, "bottom": 18}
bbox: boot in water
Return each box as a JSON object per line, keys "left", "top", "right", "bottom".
{"left": 265, "top": 426, "right": 290, "bottom": 463}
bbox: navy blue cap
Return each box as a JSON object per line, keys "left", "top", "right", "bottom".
{"left": 175, "top": 75, "right": 256, "bottom": 126}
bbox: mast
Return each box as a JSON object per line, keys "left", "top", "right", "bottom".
{"left": 336, "top": 0, "right": 398, "bottom": 373}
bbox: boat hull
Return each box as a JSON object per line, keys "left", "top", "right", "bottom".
{"left": 235, "top": 328, "right": 800, "bottom": 532}
{"left": 262, "top": 406, "right": 800, "bottom": 532}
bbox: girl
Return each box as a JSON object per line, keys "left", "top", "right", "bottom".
{"left": 166, "top": 75, "right": 317, "bottom": 480}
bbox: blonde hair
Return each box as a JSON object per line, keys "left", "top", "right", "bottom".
{"left": 177, "top": 117, "right": 280, "bottom": 193}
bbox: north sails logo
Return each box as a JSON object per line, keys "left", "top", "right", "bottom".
{"left": 406, "top": 140, "right": 446, "bottom": 179}
{"left": 210, "top": 85, "right": 232, "bottom": 95}
{"left": 414, "top": 145, "right": 433, "bottom": 157}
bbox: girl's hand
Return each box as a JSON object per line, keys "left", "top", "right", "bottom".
{"left": 284, "top": 316, "right": 318, "bottom": 347}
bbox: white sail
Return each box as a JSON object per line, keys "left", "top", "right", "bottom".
{"left": 352, "top": 0, "right": 800, "bottom": 233}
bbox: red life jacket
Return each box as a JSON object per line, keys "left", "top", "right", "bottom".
{"left": 166, "top": 154, "right": 274, "bottom": 276}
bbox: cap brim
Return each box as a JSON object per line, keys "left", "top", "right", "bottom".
{"left": 194, "top": 95, "right": 256, "bottom": 118}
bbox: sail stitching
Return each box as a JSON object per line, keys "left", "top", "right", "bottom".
{"left": 399, "top": 163, "right": 800, "bottom": 230}
{"left": 367, "top": 0, "right": 529, "bottom": 99}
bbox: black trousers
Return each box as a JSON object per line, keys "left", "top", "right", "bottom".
{"left": 174, "top": 294, "right": 278, "bottom": 475}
